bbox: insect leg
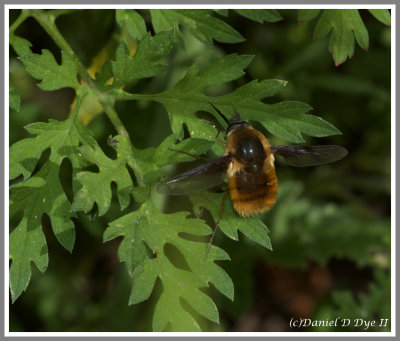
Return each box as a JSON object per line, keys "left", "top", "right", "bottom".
{"left": 168, "top": 147, "right": 209, "bottom": 161}
{"left": 201, "top": 119, "right": 226, "bottom": 146}
{"left": 201, "top": 118, "right": 217, "bottom": 129}
{"left": 215, "top": 129, "right": 226, "bottom": 146}
{"left": 205, "top": 183, "right": 229, "bottom": 261}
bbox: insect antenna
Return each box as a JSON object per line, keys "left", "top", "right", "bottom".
{"left": 232, "top": 104, "right": 238, "bottom": 114}
{"left": 205, "top": 183, "right": 229, "bottom": 261}
{"left": 208, "top": 102, "right": 229, "bottom": 125}
{"left": 231, "top": 104, "right": 242, "bottom": 122}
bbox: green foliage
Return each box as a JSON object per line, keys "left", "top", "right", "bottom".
{"left": 10, "top": 102, "right": 97, "bottom": 302}
{"left": 191, "top": 193, "right": 272, "bottom": 249}
{"left": 298, "top": 9, "right": 391, "bottom": 65}
{"left": 313, "top": 269, "right": 390, "bottom": 331}
{"left": 298, "top": 9, "right": 321, "bottom": 22}
{"left": 111, "top": 29, "right": 178, "bottom": 85}
{"left": 150, "top": 9, "right": 244, "bottom": 44}
{"left": 368, "top": 9, "right": 391, "bottom": 26}
{"left": 314, "top": 10, "right": 369, "bottom": 66}
{"left": 71, "top": 136, "right": 134, "bottom": 216}
{"left": 331, "top": 269, "right": 390, "bottom": 331}
{"left": 234, "top": 9, "right": 283, "bottom": 23}
{"left": 116, "top": 9, "right": 146, "bottom": 40}
{"left": 19, "top": 50, "right": 80, "bottom": 90}
{"left": 103, "top": 201, "right": 232, "bottom": 331}
{"left": 9, "top": 80, "right": 20, "bottom": 111}
{"left": 9, "top": 34, "right": 32, "bottom": 57}
{"left": 265, "top": 182, "right": 390, "bottom": 268}
{"left": 140, "top": 54, "right": 338, "bottom": 143}
{"left": 9, "top": 8, "right": 390, "bottom": 332}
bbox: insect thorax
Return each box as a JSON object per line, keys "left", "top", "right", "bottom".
{"left": 226, "top": 126, "right": 268, "bottom": 174}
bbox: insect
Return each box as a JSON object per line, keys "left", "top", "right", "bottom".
{"left": 159, "top": 102, "right": 348, "bottom": 218}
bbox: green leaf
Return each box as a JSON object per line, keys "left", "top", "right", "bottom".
{"left": 330, "top": 269, "right": 390, "bottom": 331}
{"left": 213, "top": 9, "right": 228, "bottom": 17}
{"left": 19, "top": 50, "right": 80, "bottom": 90}
{"left": 150, "top": 9, "right": 244, "bottom": 44}
{"left": 113, "top": 135, "right": 215, "bottom": 187}
{"left": 247, "top": 101, "right": 341, "bottom": 142}
{"left": 9, "top": 34, "right": 32, "bottom": 56}
{"left": 132, "top": 186, "right": 151, "bottom": 204}
{"left": 191, "top": 192, "right": 272, "bottom": 250}
{"left": 95, "top": 60, "right": 113, "bottom": 84}
{"left": 10, "top": 113, "right": 95, "bottom": 181}
{"left": 235, "top": 9, "right": 283, "bottom": 23}
{"left": 71, "top": 135, "right": 134, "bottom": 216}
{"left": 10, "top": 162, "right": 75, "bottom": 301}
{"left": 116, "top": 9, "right": 147, "bottom": 40}
{"left": 368, "top": 9, "right": 391, "bottom": 26}
{"left": 153, "top": 135, "right": 215, "bottom": 167}
{"left": 9, "top": 81, "right": 20, "bottom": 112}
{"left": 103, "top": 201, "right": 233, "bottom": 331}
{"left": 146, "top": 54, "right": 338, "bottom": 143}
{"left": 149, "top": 54, "right": 253, "bottom": 140}
{"left": 314, "top": 9, "right": 369, "bottom": 66}
{"left": 111, "top": 29, "right": 177, "bottom": 86}
{"left": 9, "top": 97, "right": 97, "bottom": 302}
{"left": 9, "top": 214, "right": 48, "bottom": 303}
{"left": 266, "top": 182, "right": 390, "bottom": 268}
{"left": 298, "top": 9, "right": 321, "bottom": 23}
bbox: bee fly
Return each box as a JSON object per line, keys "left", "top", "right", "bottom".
{"left": 158, "top": 103, "right": 348, "bottom": 252}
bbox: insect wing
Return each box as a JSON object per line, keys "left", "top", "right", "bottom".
{"left": 270, "top": 145, "right": 348, "bottom": 167}
{"left": 157, "top": 155, "right": 231, "bottom": 195}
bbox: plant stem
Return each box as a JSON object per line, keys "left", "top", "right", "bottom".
{"left": 47, "top": 9, "right": 83, "bottom": 18}
{"left": 29, "top": 9, "right": 76, "bottom": 56}
{"left": 9, "top": 10, "right": 30, "bottom": 34}
{"left": 29, "top": 9, "right": 146, "bottom": 187}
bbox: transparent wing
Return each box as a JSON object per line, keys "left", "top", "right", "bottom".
{"left": 270, "top": 145, "right": 348, "bottom": 167}
{"left": 157, "top": 155, "right": 231, "bottom": 195}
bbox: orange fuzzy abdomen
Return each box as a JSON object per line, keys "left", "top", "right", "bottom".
{"left": 229, "top": 167, "right": 278, "bottom": 217}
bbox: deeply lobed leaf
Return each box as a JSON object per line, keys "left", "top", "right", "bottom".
{"left": 313, "top": 9, "right": 369, "bottom": 66}
{"left": 103, "top": 201, "right": 233, "bottom": 331}
{"left": 111, "top": 29, "right": 178, "bottom": 86}
{"left": 191, "top": 192, "right": 272, "bottom": 250}
{"left": 10, "top": 115, "right": 95, "bottom": 180}
{"left": 71, "top": 140, "right": 134, "bottom": 216}
{"left": 19, "top": 50, "right": 80, "bottom": 90}
{"left": 9, "top": 108, "right": 97, "bottom": 302}
{"left": 145, "top": 54, "right": 339, "bottom": 143}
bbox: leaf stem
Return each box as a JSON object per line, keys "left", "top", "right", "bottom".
{"left": 47, "top": 9, "right": 83, "bottom": 18}
{"left": 29, "top": 9, "right": 146, "bottom": 186}
{"left": 9, "top": 9, "right": 30, "bottom": 35}
{"left": 29, "top": 9, "right": 76, "bottom": 56}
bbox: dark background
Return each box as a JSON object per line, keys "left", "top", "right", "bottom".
{"left": 9, "top": 9, "right": 391, "bottom": 332}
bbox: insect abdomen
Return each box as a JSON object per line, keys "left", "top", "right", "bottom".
{"left": 229, "top": 167, "right": 278, "bottom": 217}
